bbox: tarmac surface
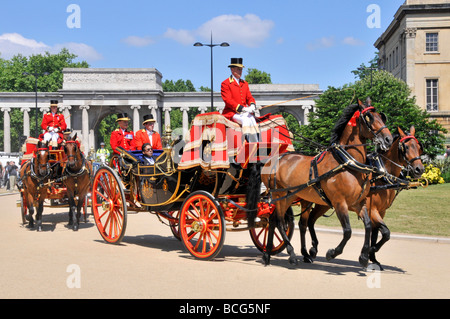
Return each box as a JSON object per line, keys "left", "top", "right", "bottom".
{"left": 1, "top": 190, "right": 449, "bottom": 300}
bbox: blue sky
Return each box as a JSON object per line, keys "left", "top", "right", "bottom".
{"left": 0, "top": 0, "right": 405, "bottom": 91}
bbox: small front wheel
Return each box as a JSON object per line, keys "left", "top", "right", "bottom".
{"left": 179, "top": 191, "right": 225, "bottom": 260}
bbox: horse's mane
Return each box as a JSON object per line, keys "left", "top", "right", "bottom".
{"left": 329, "top": 103, "right": 360, "bottom": 145}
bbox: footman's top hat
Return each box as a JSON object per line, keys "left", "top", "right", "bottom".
{"left": 228, "top": 58, "right": 244, "bottom": 68}
{"left": 116, "top": 113, "right": 130, "bottom": 122}
{"left": 50, "top": 100, "right": 58, "bottom": 106}
{"left": 142, "top": 114, "right": 156, "bottom": 125}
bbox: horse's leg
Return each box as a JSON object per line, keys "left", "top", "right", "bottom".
{"left": 358, "top": 206, "right": 372, "bottom": 268}
{"left": 370, "top": 222, "right": 390, "bottom": 271}
{"left": 36, "top": 199, "right": 45, "bottom": 232}
{"left": 307, "top": 204, "right": 330, "bottom": 259}
{"left": 73, "top": 196, "right": 84, "bottom": 231}
{"left": 262, "top": 212, "right": 276, "bottom": 266}
{"left": 326, "top": 203, "right": 351, "bottom": 261}
{"left": 67, "top": 195, "right": 76, "bottom": 228}
{"left": 299, "top": 202, "right": 312, "bottom": 263}
{"left": 26, "top": 193, "right": 35, "bottom": 229}
{"left": 278, "top": 215, "right": 297, "bottom": 265}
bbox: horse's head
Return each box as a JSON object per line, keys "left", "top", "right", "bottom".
{"left": 35, "top": 141, "right": 50, "bottom": 176}
{"left": 357, "top": 98, "right": 392, "bottom": 151}
{"left": 64, "top": 133, "right": 81, "bottom": 169}
{"left": 397, "top": 126, "right": 424, "bottom": 178}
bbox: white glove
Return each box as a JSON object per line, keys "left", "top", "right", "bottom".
{"left": 54, "top": 127, "right": 59, "bottom": 133}
{"left": 48, "top": 126, "right": 54, "bottom": 132}
{"left": 247, "top": 104, "right": 256, "bottom": 113}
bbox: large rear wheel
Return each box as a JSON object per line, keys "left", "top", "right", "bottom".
{"left": 91, "top": 166, "right": 127, "bottom": 244}
{"left": 179, "top": 191, "right": 225, "bottom": 260}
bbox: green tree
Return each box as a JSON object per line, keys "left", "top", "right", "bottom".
{"left": 245, "top": 68, "right": 272, "bottom": 84}
{"left": 0, "top": 49, "right": 89, "bottom": 152}
{"left": 299, "top": 70, "right": 447, "bottom": 158}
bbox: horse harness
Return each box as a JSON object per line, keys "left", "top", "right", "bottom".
{"left": 268, "top": 144, "right": 383, "bottom": 207}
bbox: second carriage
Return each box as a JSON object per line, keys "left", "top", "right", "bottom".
{"left": 91, "top": 111, "right": 297, "bottom": 260}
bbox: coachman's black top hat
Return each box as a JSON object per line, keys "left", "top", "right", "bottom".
{"left": 50, "top": 100, "right": 58, "bottom": 106}
{"left": 228, "top": 58, "right": 244, "bottom": 68}
{"left": 142, "top": 114, "right": 156, "bottom": 125}
{"left": 116, "top": 113, "right": 130, "bottom": 122}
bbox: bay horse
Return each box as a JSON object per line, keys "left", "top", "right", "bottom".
{"left": 63, "top": 133, "right": 92, "bottom": 231}
{"left": 260, "top": 99, "right": 393, "bottom": 266}
{"left": 298, "top": 126, "right": 424, "bottom": 269}
{"left": 19, "top": 141, "right": 51, "bottom": 231}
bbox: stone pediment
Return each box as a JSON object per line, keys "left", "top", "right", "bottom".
{"left": 62, "top": 68, "right": 163, "bottom": 91}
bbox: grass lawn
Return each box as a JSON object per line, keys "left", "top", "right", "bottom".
{"left": 292, "top": 183, "right": 450, "bottom": 237}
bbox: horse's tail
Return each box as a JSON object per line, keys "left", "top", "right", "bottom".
{"left": 246, "top": 162, "right": 261, "bottom": 229}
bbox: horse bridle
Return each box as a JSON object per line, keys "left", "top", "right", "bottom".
{"left": 359, "top": 106, "right": 389, "bottom": 140}
{"left": 399, "top": 135, "right": 422, "bottom": 168}
{"left": 29, "top": 147, "right": 51, "bottom": 182}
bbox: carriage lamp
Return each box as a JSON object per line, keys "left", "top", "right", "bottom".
{"left": 194, "top": 33, "right": 230, "bottom": 112}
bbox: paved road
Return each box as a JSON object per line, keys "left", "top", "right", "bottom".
{"left": 1, "top": 192, "right": 449, "bottom": 299}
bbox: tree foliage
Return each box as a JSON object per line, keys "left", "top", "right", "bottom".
{"left": 245, "top": 68, "right": 272, "bottom": 84}
{"left": 298, "top": 70, "right": 447, "bottom": 159}
{"left": 0, "top": 49, "right": 89, "bottom": 152}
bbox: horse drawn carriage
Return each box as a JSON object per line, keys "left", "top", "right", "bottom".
{"left": 17, "top": 135, "right": 92, "bottom": 232}
{"left": 91, "top": 111, "right": 296, "bottom": 260}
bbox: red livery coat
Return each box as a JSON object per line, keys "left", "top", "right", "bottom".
{"left": 135, "top": 129, "right": 163, "bottom": 150}
{"left": 40, "top": 112, "right": 67, "bottom": 139}
{"left": 221, "top": 76, "right": 256, "bottom": 120}
{"left": 110, "top": 128, "right": 136, "bottom": 154}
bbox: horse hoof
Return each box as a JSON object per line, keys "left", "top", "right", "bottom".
{"left": 309, "top": 247, "right": 317, "bottom": 259}
{"left": 37, "top": 226, "right": 42, "bottom": 232}
{"left": 262, "top": 254, "right": 271, "bottom": 266}
{"left": 289, "top": 257, "right": 298, "bottom": 265}
{"left": 359, "top": 255, "right": 369, "bottom": 268}
{"left": 303, "top": 256, "right": 314, "bottom": 264}
{"left": 326, "top": 249, "right": 335, "bottom": 261}
{"left": 73, "top": 225, "right": 79, "bottom": 231}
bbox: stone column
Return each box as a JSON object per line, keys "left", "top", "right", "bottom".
{"left": 131, "top": 105, "right": 141, "bottom": 133}
{"left": 148, "top": 104, "right": 159, "bottom": 133}
{"left": 404, "top": 27, "right": 417, "bottom": 94}
{"left": 163, "top": 105, "right": 171, "bottom": 133}
{"left": 80, "top": 105, "right": 90, "bottom": 150}
{"left": 1, "top": 107, "right": 11, "bottom": 152}
{"left": 22, "top": 107, "right": 31, "bottom": 137}
{"left": 198, "top": 105, "right": 208, "bottom": 114}
{"left": 60, "top": 104, "right": 72, "bottom": 129}
{"left": 302, "top": 105, "right": 312, "bottom": 125}
{"left": 180, "top": 106, "right": 190, "bottom": 136}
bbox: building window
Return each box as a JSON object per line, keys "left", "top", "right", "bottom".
{"left": 426, "top": 79, "right": 438, "bottom": 112}
{"left": 426, "top": 33, "right": 438, "bottom": 52}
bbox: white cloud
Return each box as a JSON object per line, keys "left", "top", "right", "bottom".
{"left": 306, "top": 36, "right": 336, "bottom": 51}
{"left": 164, "top": 28, "right": 196, "bottom": 46}
{"left": 121, "top": 35, "right": 155, "bottom": 47}
{"left": 342, "top": 36, "right": 365, "bottom": 46}
{"left": 0, "top": 32, "right": 102, "bottom": 61}
{"left": 165, "top": 14, "right": 274, "bottom": 48}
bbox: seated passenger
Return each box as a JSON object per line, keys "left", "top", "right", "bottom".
{"left": 141, "top": 143, "right": 156, "bottom": 165}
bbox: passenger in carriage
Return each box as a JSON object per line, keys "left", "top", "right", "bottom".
{"left": 221, "top": 58, "right": 260, "bottom": 142}
{"left": 110, "top": 113, "right": 137, "bottom": 154}
{"left": 135, "top": 114, "right": 163, "bottom": 150}
{"left": 41, "top": 100, "right": 67, "bottom": 147}
{"left": 141, "top": 143, "right": 156, "bottom": 165}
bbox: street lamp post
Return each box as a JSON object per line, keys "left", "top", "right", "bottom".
{"left": 23, "top": 71, "right": 49, "bottom": 137}
{"left": 194, "top": 34, "right": 229, "bottom": 112}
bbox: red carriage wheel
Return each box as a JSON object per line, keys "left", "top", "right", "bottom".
{"left": 20, "top": 192, "right": 28, "bottom": 225}
{"left": 249, "top": 206, "right": 295, "bottom": 255}
{"left": 179, "top": 191, "right": 225, "bottom": 260}
{"left": 91, "top": 166, "right": 127, "bottom": 244}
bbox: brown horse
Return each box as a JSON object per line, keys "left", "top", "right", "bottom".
{"left": 260, "top": 99, "right": 393, "bottom": 266}
{"left": 19, "top": 141, "right": 51, "bottom": 231}
{"left": 63, "top": 133, "right": 92, "bottom": 231}
{"left": 299, "top": 126, "right": 425, "bottom": 269}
